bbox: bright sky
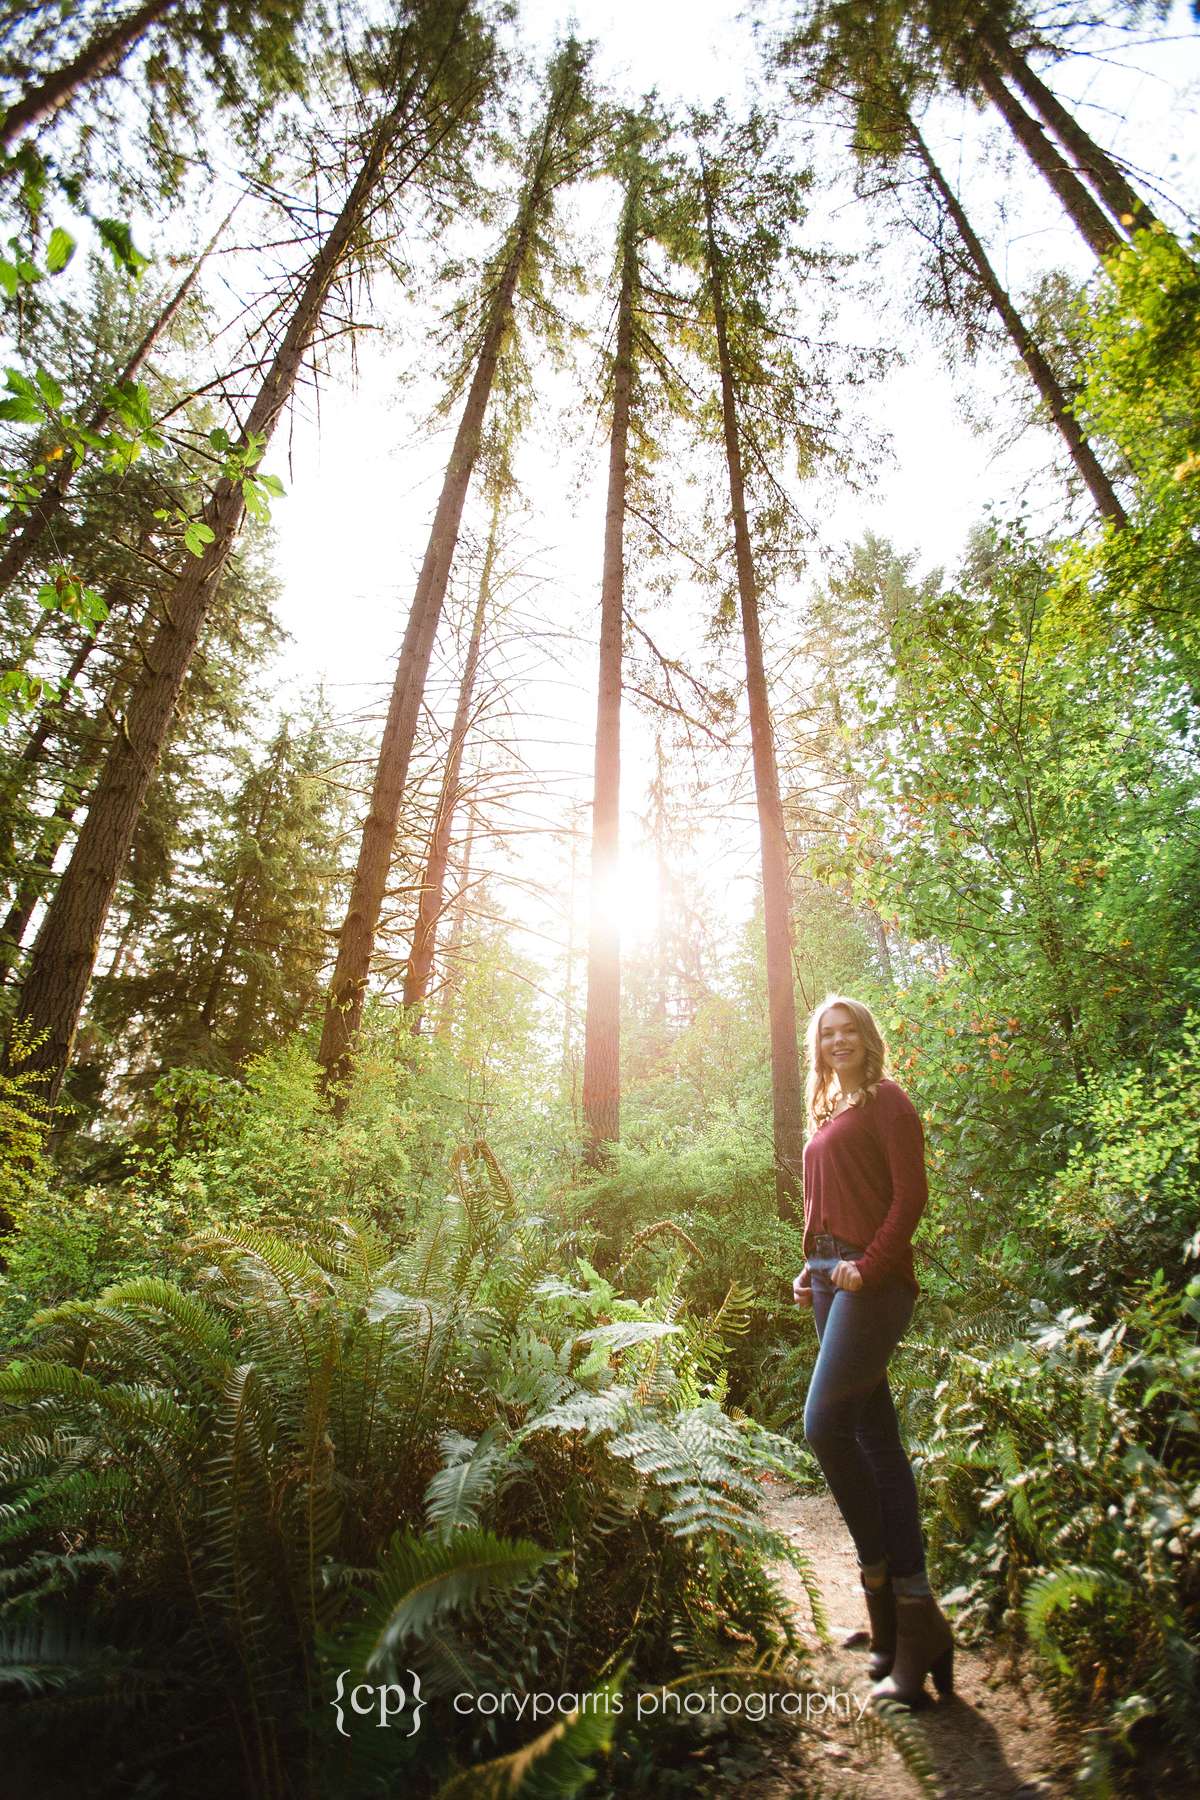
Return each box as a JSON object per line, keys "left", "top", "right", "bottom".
{"left": 258, "top": 0, "right": 1199, "bottom": 999}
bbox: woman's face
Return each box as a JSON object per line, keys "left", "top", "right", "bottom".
{"left": 819, "top": 1005, "right": 868, "bottom": 1089}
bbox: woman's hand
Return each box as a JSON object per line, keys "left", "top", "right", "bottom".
{"left": 792, "top": 1270, "right": 813, "bottom": 1308}
{"left": 831, "top": 1259, "right": 863, "bottom": 1293}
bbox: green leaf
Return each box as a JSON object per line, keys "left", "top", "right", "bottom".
{"left": 0, "top": 259, "right": 18, "bottom": 298}
{"left": 434, "top": 1667, "right": 626, "bottom": 1800}
{"left": 0, "top": 395, "right": 41, "bottom": 423}
{"left": 207, "top": 427, "right": 230, "bottom": 452}
{"left": 364, "top": 1529, "right": 555, "bottom": 1671}
{"left": 95, "top": 218, "right": 150, "bottom": 278}
{"left": 34, "top": 367, "right": 63, "bottom": 409}
{"left": 183, "top": 520, "right": 215, "bottom": 557}
{"left": 241, "top": 480, "right": 268, "bottom": 521}
{"left": 45, "top": 227, "right": 75, "bottom": 274}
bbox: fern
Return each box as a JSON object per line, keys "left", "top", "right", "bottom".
{"left": 425, "top": 1429, "right": 519, "bottom": 1538}
{"left": 433, "top": 1668, "right": 625, "bottom": 1800}
{"left": 360, "top": 1529, "right": 557, "bottom": 1672}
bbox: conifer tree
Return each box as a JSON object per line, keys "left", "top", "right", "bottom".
{"left": 785, "top": 0, "right": 1165, "bottom": 260}
{"left": 318, "top": 38, "right": 594, "bottom": 1093}
{"left": 86, "top": 699, "right": 354, "bottom": 1082}
{"left": 402, "top": 492, "right": 502, "bottom": 1028}
{"left": 681, "top": 106, "right": 845, "bottom": 1218}
{"left": 7, "top": 1, "right": 501, "bottom": 1107}
{"left": 0, "top": 0, "right": 313, "bottom": 159}
{"left": 774, "top": 17, "right": 1127, "bottom": 524}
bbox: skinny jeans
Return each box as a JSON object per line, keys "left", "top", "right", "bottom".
{"left": 803, "top": 1252, "right": 925, "bottom": 1578}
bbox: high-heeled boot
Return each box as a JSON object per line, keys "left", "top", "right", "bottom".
{"left": 841, "top": 1575, "right": 895, "bottom": 1679}
{"left": 870, "top": 1593, "right": 954, "bottom": 1705}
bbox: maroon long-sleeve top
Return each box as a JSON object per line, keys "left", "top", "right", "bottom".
{"left": 800, "top": 1078, "right": 928, "bottom": 1293}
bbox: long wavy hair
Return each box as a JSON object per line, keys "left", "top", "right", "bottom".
{"left": 804, "top": 993, "right": 888, "bottom": 1129}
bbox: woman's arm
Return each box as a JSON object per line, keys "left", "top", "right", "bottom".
{"left": 856, "top": 1085, "right": 928, "bottom": 1289}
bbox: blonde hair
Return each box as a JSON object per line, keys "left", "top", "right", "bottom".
{"left": 805, "top": 993, "right": 888, "bottom": 1129}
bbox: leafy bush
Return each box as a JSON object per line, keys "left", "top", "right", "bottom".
{"left": 0, "top": 1146, "right": 833, "bottom": 1799}
{"left": 918, "top": 1281, "right": 1200, "bottom": 1793}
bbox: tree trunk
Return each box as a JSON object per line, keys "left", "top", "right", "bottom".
{"left": 0, "top": 782, "right": 85, "bottom": 985}
{"left": 581, "top": 206, "right": 637, "bottom": 1165}
{"left": 908, "top": 116, "right": 1126, "bottom": 526}
{"left": 434, "top": 804, "right": 475, "bottom": 1041}
{"left": 0, "top": 0, "right": 180, "bottom": 148}
{"left": 317, "top": 52, "right": 586, "bottom": 1089}
{"left": 197, "top": 744, "right": 282, "bottom": 1031}
{"left": 0, "top": 621, "right": 104, "bottom": 892}
{"left": 9, "top": 108, "right": 403, "bottom": 1104}
{"left": 986, "top": 34, "right": 1162, "bottom": 235}
{"left": 700, "top": 156, "right": 805, "bottom": 1222}
{"left": 0, "top": 210, "right": 232, "bottom": 604}
{"left": 402, "top": 501, "right": 497, "bottom": 1027}
{"left": 316, "top": 245, "right": 526, "bottom": 1093}
{"left": 974, "top": 61, "right": 1122, "bottom": 259}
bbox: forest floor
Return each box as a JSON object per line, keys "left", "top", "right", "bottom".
{"left": 728, "top": 1480, "right": 1080, "bottom": 1799}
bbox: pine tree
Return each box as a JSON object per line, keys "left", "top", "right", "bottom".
{"left": 402, "top": 492, "right": 502, "bottom": 1028}
{"left": 682, "top": 105, "right": 839, "bottom": 1220}
{"left": 774, "top": 16, "right": 1127, "bottom": 524}
{"left": 6, "top": 2, "right": 501, "bottom": 1109}
{"left": 318, "top": 37, "right": 594, "bottom": 1094}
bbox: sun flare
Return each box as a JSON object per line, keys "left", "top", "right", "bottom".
{"left": 590, "top": 845, "right": 663, "bottom": 944}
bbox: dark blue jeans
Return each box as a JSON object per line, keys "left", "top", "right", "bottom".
{"left": 803, "top": 1249, "right": 925, "bottom": 1578}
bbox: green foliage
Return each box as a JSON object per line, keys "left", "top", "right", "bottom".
{"left": 919, "top": 1283, "right": 1200, "bottom": 1790}
{"left": 0, "top": 1016, "right": 52, "bottom": 1232}
{"left": 1064, "top": 228, "right": 1200, "bottom": 679}
{"left": 0, "top": 1162, "right": 814, "bottom": 1797}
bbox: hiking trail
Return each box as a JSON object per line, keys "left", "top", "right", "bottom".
{"left": 743, "top": 1483, "right": 1077, "bottom": 1799}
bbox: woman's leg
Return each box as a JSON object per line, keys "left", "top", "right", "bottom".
{"left": 854, "top": 1368, "right": 926, "bottom": 1582}
{"left": 804, "top": 1278, "right": 917, "bottom": 1573}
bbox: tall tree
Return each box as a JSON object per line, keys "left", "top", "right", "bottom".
{"left": 86, "top": 699, "right": 354, "bottom": 1083}
{"left": 402, "top": 494, "right": 501, "bottom": 1028}
{"left": 6, "top": 1, "right": 500, "bottom": 1108}
{"left": 0, "top": 0, "right": 180, "bottom": 149}
{"left": 979, "top": 26, "right": 1164, "bottom": 235}
{"left": 904, "top": 110, "right": 1126, "bottom": 525}
{"left": 970, "top": 58, "right": 1121, "bottom": 258}
{"left": 0, "top": 0, "right": 312, "bottom": 161}
{"left": 581, "top": 125, "right": 642, "bottom": 1164}
{"left": 785, "top": 0, "right": 1153, "bottom": 260}
{"left": 434, "top": 801, "right": 476, "bottom": 1042}
{"left": 774, "top": 18, "right": 1127, "bottom": 523}
{"left": 0, "top": 208, "right": 233, "bottom": 603}
{"left": 318, "top": 37, "right": 593, "bottom": 1092}
{"left": 580, "top": 104, "right": 708, "bottom": 1163}
{"left": 687, "top": 107, "right": 836, "bottom": 1219}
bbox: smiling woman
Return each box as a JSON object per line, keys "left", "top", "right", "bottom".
{"left": 791, "top": 991, "right": 953, "bottom": 1708}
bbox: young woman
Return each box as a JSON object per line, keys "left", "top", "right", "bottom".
{"left": 791, "top": 994, "right": 953, "bottom": 1705}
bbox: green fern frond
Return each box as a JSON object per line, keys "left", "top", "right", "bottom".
{"left": 425, "top": 1429, "right": 515, "bottom": 1538}
{"left": 180, "top": 1226, "right": 334, "bottom": 1301}
{"left": 574, "top": 1322, "right": 681, "bottom": 1357}
{"left": 433, "top": 1666, "right": 625, "bottom": 1799}
{"left": 363, "top": 1529, "right": 557, "bottom": 1672}
{"left": 1023, "top": 1564, "right": 1131, "bottom": 1674}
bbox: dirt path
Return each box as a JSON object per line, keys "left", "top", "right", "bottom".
{"left": 744, "top": 1483, "right": 1077, "bottom": 1799}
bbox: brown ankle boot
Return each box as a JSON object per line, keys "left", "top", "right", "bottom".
{"left": 870, "top": 1593, "right": 953, "bottom": 1706}
{"left": 841, "top": 1576, "right": 896, "bottom": 1679}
